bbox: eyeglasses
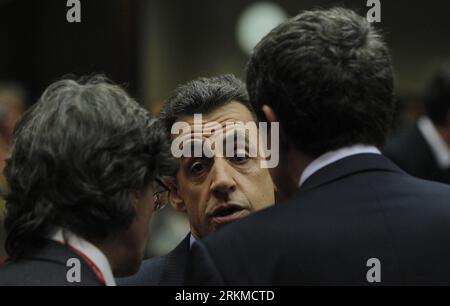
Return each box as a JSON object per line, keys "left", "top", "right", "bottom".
{"left": 153, "top": 177, "right": 170, "bottom": 212}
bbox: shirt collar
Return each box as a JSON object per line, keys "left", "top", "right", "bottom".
{"left": 417, "top": 116, "right": 450, "bottom": 169}
{"left": 189, "top": 233, "right": 197, "bottom": 249}
{"left": 49, "top": 228, "right": 116, "bottom": 286}
{"left": 299, "top": 144, "right": 381, "bottom": 186}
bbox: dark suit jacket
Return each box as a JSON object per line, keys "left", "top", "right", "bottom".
{"left": 118, "top": 234, "right": 190, "bottom": 286}
{"left": 186, "top": 153, "right": 450, "bottom": 285}
{"left": 0, "top": 239, "right": 102, "bottom": 286}
{"left": 384, "top": 123, "right": 450, "bottom": 184}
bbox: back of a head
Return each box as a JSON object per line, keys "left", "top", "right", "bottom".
{"left": 424, "top": 64, "right": 450, "bottom": 127}
{"left": 4, "top": 76, "right": 169, "bottom": 259}
{"left": 246, "top": 7, "right": 395, "bottom": 157}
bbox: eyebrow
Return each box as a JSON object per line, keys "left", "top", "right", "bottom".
{"left": 178, "top": 129, "right": 255, "bottom": 159}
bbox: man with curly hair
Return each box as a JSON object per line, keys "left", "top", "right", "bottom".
{"left": 0, "top": 76, "right": 174, "bottom": 285}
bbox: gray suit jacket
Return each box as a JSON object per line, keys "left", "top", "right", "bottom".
{"left": 0, "top": 239, "right": 102, "bottom": 286}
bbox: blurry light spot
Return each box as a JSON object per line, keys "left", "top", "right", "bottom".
{"left": 236, "top": 2, "right": 288, "bottom": 55}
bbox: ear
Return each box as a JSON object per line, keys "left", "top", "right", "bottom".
{"left": 262, "top": 105, "right": 278, "bottom": 123}
{"left": 164, "top": 177, "right": 187, "bottom": 213}
{"left": 131, "top": 190, "right": 141, "bottom": 209}
{"left": 261, "top": 105, "right": 289, "bottom": 150}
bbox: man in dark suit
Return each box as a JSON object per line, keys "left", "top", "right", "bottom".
{"left": 0, "top": 76, "right": 172, "bottom": 285}
{"left": 185, "top": 8, "right": 450, "bottom": 285}
{"left": 118, "top": 233, "right": 190, "bottom": 286}
{"left": 118, "top": 75, "right": 276, "bottom": 285}
{"left": 384, "top": 65, "right": 450, "bottom": 184}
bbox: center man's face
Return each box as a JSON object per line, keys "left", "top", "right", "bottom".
{"left": 169, "top": 101, "right": 275, "bottom": 238}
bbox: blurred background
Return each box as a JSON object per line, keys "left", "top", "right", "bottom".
{"left": 1, "top": 0, "right": 450, "bottom": 258}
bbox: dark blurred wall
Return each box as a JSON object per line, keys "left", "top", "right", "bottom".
{"left": 2, "top": 0, "right": 449, "bottom": 111}
{"left": 140, "top": 0, "right": 450, "bottom": 111}
{"left": 2, "top": 0, "right": 450, "bottom": 111}
{"left": 0, "top": 0, "right": 141, "bottom": 257}
{"left": 0, "top": 0, "right": 139, "bottom": 104}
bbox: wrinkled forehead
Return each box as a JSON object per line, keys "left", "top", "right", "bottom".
{"left": 175, "top": 119, "right": 258, "bottom": 142}
{"left": 173, "top": 101, "right": 257, "bottom": 140}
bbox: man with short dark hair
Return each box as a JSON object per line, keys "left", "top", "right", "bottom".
{"left": 119, "top": 74, "right": 275, "bottom": 285}
{"left": 0, "top": 76, "right": 172, "bottom": 285}
{"left": 186, "top": 8, "right": 450, "bottom": 285}
{"left": 384, "top": 64, "right": 450, "bottom": 184}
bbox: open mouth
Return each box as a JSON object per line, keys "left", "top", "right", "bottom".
{"left": 209, "top": 204, "right": 247, "bottom": 228}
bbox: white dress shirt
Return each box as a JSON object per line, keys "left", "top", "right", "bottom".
{"left": 189, "top": 233, "right": 197, "bottom": 249}
{"left": 299, "top": 144, "right": 381, "bottom": 186}
{"left": 49, "top": 228, "right": 116, "bottom": 286}
{"left": 417, "top": 116, "right": 450, "bottom": 169}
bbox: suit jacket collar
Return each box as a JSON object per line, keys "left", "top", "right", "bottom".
{"left": 299, "top": 145, "right": 381, "bottom": 186}
{"left": 20, "top": 239, "right": 102, "bottom": 284}
{"left": 22, "top": 238, "right": 82, "bottom": 264}
{"left": 170, "top": 233, "right": 191, "bottom": 257}
{"left": 49, "top": 228, "right": 115, "bottom": 286}
{"left": 300, "top": 153, "right": 405, "bottom": 192}
{"left": 157, "top": 233, "right": 191, "bottom": 285}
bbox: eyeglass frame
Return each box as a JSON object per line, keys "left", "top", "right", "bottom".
{"left": 153, "top": 177, "right": 170, "bottom": 212}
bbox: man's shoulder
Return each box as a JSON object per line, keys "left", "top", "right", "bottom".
{"left": 0, "top": 242, "right": 101, "bottom": 286}
{"left": 383, "top": 124, "right": 431, "bottom": 165}
{"left": 384, "top": 124, "right": 422, "bottom": 152}
{"left": 117, "top": 255, "right": 168, "bottom": 286}
{"left": 117, "top": 234, "right": 191, "bottom": 286}
{"left": 0, "top": 258, "right": 67, "bottom": 285}
{"left": 401, "top": 174, "right": 450, "bottom": 200}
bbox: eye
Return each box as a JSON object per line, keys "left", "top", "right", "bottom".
{"left": 189, "top": 161, "right": 207, "bottom": 176}
{"left": 228, "top": 155, "right": 250, "bottom": 164}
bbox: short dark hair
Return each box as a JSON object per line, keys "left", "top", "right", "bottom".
{"left": 160, "top": 74, "right": 255, "bottom": 134}
{"left": 4, "top": 76, "right": 171, "bottom": 259}
{"left": 246, "top": 7, "right": 395, "bottom": 157}
{"left": 424, "top": 64, "right": 450, "bottom": 126}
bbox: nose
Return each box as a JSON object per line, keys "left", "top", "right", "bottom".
{"left": 209, "top": 158, "right": 236, "bottom": 200}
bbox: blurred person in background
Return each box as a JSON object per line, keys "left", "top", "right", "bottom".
{"left": 0, "top": 81, "right": 26, "bottom": 261}
{"left": 0, "top": 76, "right": 173, "bottom": 285}
{"left": 118, "top": 74, "right": 275, "bottom": 286}
{"left": 0, "top": 82, "right": 26, "bottom": 193}
{"left": 384, "top": 64, "right": 450, "bottom": 184}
